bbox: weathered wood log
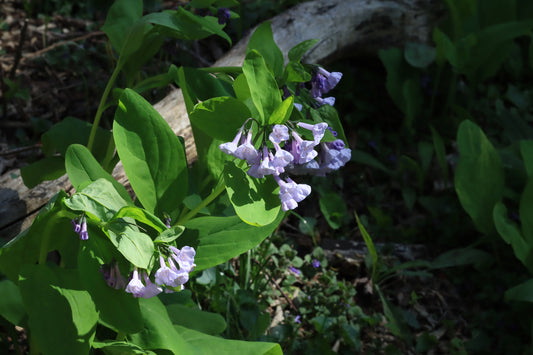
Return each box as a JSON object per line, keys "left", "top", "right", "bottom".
{"left": 0, "top": 0, "right": 443, "bottom": 239}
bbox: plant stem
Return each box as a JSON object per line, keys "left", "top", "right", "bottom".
{"left": 87, "top": 64, "right": 121, "bottom": 152}
{"left": 116, "top": 331, "right": 126, "bottom": 341}
{"left": 198, "top": 66, "right": 242, "bottom": 74}
{"left": 178, "top": 182, "right": 226, "bottom": 224}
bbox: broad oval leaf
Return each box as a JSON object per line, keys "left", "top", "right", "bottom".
{"left": 189, "top": 96, "right": 251, "bottom": 141}
{"left": 242, "top": 50, "right": 281, "bottom": 124}
{"left": 223, "top": 161, "right": 281, "bottom": 227}
{"left": 178, "top": 212, "right": 284, "bottom": 271}
{"left": 113, "top": 89, "right": 188, "bottom": 220}
{"left": 65, "top": 144, "right": 132, "bottom": 203}
{"left": 455, "top": 120, "right": 504, "bottom": 235}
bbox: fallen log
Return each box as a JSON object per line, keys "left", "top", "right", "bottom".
{"left": 0, "top": 0, "right": 443, "bottom": 239}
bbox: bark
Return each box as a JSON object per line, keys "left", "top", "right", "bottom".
{"left": 0, "top": 0, "right": 443, "bottom": 239}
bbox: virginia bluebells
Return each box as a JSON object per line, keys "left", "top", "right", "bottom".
{"left": 124, "top": 246, "right": 196, "bottom": 297}
{"left": 218, "top": 66, "right": 350, "bottom": 212}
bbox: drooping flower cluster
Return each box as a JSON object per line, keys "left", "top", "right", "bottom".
{"left": 71, "top": 214, "right": 88, "bottom": 240}
{"left": 220, "top": 121, "right": 351, "bottom": 211}
{"left": 100, "top": 261, "right": 128, "bottom": 290}
{"left": 219, "top": 65, "right": 350, "bottom": 211}
{"left": 124, "top": 246, "right": 196, "bottom": 298}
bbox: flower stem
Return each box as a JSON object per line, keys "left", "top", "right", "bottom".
{"left": 178, "top": 182, "right": 226, "bottom": 224}
{"left": 87, "top": 64, "right": 121, "bottom": 152}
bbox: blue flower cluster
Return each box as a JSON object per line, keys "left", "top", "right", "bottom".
{"left": 125, "top": 246, "right": 196, "bottom": 298}
{"left": 219, "top": 67, "right": 351, "bottom": 211}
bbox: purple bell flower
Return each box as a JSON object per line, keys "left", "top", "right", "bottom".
{"left": 297, "top": 122, "right": 328, "bottom": 144}
{"left": 269, "top": 124, "right": 290, "bottom": 144}
{"left": 155, "top": 255, "right": 180, "bottom": 286}
{"left": 315, "top": 96, "right": 336, "bottom": 107}
{"left": 219, "top": 128, "right": 243, "bottom": 156}
{"left": 170, "top": 246, "right": 197, "bottom": 273}
{"left": 274, "top": 175, "right": 311, "bottom": 211}
{"left": 125, "top": 268, "right": 146, "bottom": 298}
{"left": 141, "top": 272, "right": 162, "bottom": 298}
{"left": 234, "top": 130, "right": 259, "bottom": 164}
{"left": 291, "top": 131, "right": 318, "bottom": 164}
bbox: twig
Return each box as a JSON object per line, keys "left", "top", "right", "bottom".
{"left": 252, "top": 258, "right": 299, "bottom": 312}
{"left": 9, "top": 19, "right": 29, "bottom": 79}
{"left": 21, "top": 31, "right": 105, "bottom": 62}
{"left": 0, "top": 144, "right": 41, "bottom": 157}
{"left": 1, "top": 66, "right": 7, "bottom": 120}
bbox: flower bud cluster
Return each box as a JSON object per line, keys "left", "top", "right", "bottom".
{"left": 124, "top": 246, "right": 196, "bottom": 298}
{"left": 71, "top": 214, "right": 89, "bottom": 240}
{"left": 219, "top": 120, "right": 351, "bottom": 211}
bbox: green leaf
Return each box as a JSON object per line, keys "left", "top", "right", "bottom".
{"left": 65, "top": 179, "right": 130, "bottom": 221}
{"left": 166, "top": 304, "right": 226, "bottom": 335}
{"left": 65, "top": 144, "right": 132, "bottom": 203}
{"left": 0, "top": 191, "right": 70, "bottom": 281}
{"left": 430, "top": 247, "right": 494, "bottom": 269}
{"left": 175, "top": 325, "right": 282, "bottom": 355}
{"left": 430, "top": 126, "right": 449, "bottom": 179}
{"left": 288, "top": 39, "right": 319, "bottom": 62}
{"left": 463, "top": 21, "right": 533, "bottom": 83}
{"left": 350, "top": 150, "right": 391, "bottom": 174}
{"left": 232, "top": 74, "right": 261, "bottom": 119}
{"left": 223, "top": 161, "right": 281, "bottom": 226}
{"left": 111, "top": 206, "right": 168, "bottom": 233}
{"left": 78, "top": 242, "right": 144, "bottom": 334}
{"left": 433, "top": 27, "right": 458, "bottom": 67}
{"left": 246, "top": 22, "right": 284, "bottom": 77}
{"left": 455, "top": 120, "right": 504, "bottom": 235}
{"left": 20, "top": 156, "right": 65, "bottom": 188}
{"left": 118, "top": 22, "right": 163, "bottom": 80}
{"left": 284, "top": 61, "right": 312, "bottom": 83}
{"left": 493, "top": 202, "right": 533, "bottom": 272}
{"left": 242, "top": 50, "right": 281, "bottom": 124}
{"left": 402, "top": 78, "right": 423, "bottom": 131}
{"left": 179, "top": 213, "right": 284, "bottom": 272}
{"left": 520, "top": 178, "right": 533, "bottom": 243}
{"left": 319, "top": 193, "right": 347, "bottom": 230}
{"left": 504, "top": 278, "right": 533, "bottom": 303}
{"left": 189, "top": 96, "right": 251, "bottom": 141}
{"left": 106, "top": 228, "right": 155, "bottom": 269}
{"left": 176, "top": 67, "right": 235, "bottom": 114}
{"left": 19, "top": 264, "right": 97, "bottom": 355}
{"left": 268, "top": 96, "right": 294, "bottom": 125}
{"left": 0, "top": 280, "right": 26, "bottom": 326}
{"left": 101, "top": 0, "right": 143, "bottom": 52}
{"left": 376, "top": 285, "right": 413, "bottom": 344}
{"left": 520, "top": 140, "right": 533, "bottom": 178}
{"left": 155, "top": 225, "right": 186, "bottom": 244}
{"left": 129, "top": 297, "right": 195, "bottom": 354}
{"left": 41, "top": 116, "right": 114, "bottom": 163}
{"left": 142, "top": 8, "right": 231, "bottom": 44}
{"left": 404, "top": 42, "right": 436, "bottom": 68}
{"left": 355, "top": 212, "right": 378, "bottom": 282}
{"left": 113, "top": 89, "right": 188, "bottom": 219}
{"left": 92, "top": 341, "right": 155, "bottom": 355}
